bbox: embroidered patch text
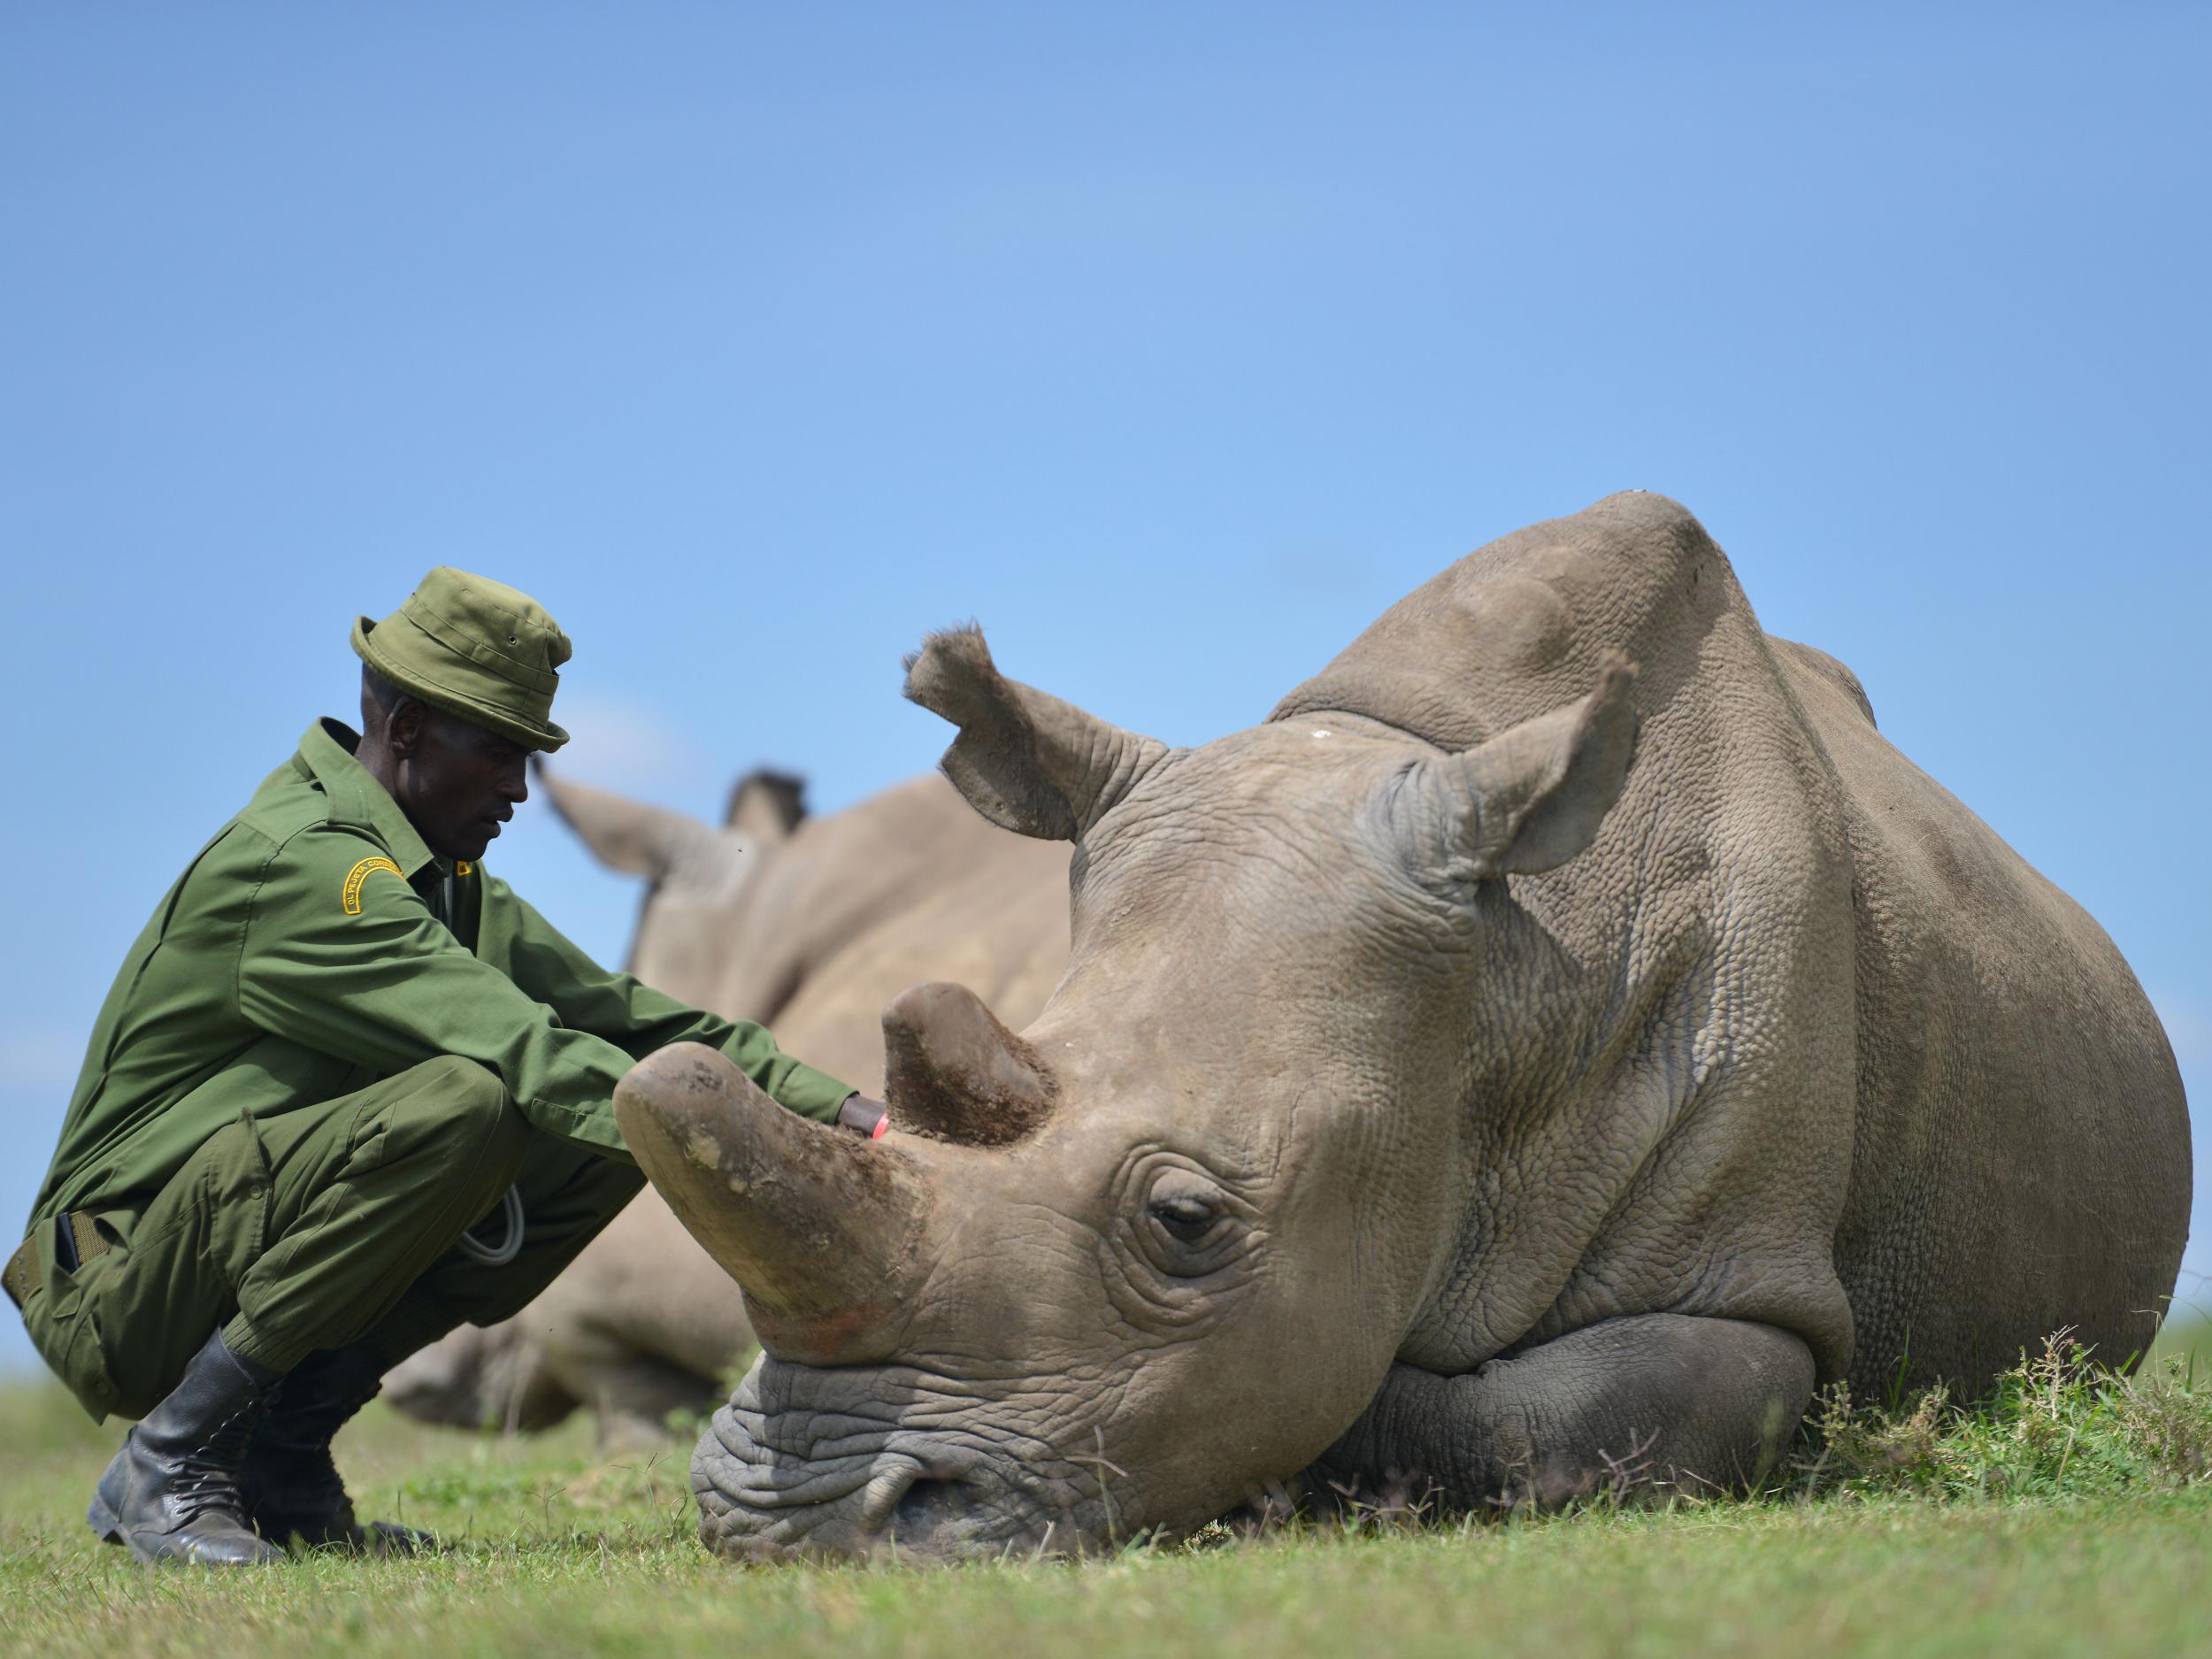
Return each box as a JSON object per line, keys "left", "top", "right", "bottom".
{"left": 342, "top": 856, "right": 405, "bottom": 915}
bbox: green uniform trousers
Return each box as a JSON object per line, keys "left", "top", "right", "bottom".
{"left": 21, "top": 1056, "right": 641, "bottom": 1422}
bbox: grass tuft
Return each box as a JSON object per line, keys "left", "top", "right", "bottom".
{"left": 1793, "top": 1329, "right": 2212, "bottom": 1502}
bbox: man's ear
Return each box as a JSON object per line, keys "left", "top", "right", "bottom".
{"left": 902, "top": 626, "right": 1169, "bottom": 841}
{"left": 1396, "top": 654, "right": 1639, "bottom": 879}
{"left": 385, "top": 696, "right": 428, "bottom": 759}
{"left": 534, "top": 763, "right": 720, "bottom": 880}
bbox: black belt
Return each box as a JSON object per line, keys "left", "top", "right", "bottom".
{"left": 3, "top": 1212, "right": 109, "bottom": 1312}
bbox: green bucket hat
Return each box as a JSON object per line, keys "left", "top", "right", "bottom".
{"left": 351, "top": 568, "right": 572, "bottom": 752}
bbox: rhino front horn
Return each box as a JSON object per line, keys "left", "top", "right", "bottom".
{"left": 882, "top": 981, "right": 1059, "bottom": 1147}
{"left": 614, "top": 1043, "right": 932, "bottom": 1364}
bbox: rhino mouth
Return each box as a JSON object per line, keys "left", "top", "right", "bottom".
{"left": 691, "top": 1357, "right": 1101, "bottom": 1562}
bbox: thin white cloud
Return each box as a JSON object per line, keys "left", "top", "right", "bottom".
{"left": 543, "top": 692, "right": 714, "bottom": 798}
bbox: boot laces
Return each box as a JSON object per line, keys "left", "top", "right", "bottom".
{"left": 173, "top": 1385, "right": 278, "bottom": 1524}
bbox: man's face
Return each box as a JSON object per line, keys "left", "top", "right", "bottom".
{"left": 395, "top": 709, "right": 531, "bottom": 862}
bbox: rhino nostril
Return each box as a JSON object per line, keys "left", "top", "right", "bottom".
{"left": 856, "top": 1459, "right": 976, "bottom": 1537}
{"left": 856, "top": 1459, "right": 925, "bottom": 1532}
{"left": 890, "top": 1478, "right": 971, "bottom": 1536}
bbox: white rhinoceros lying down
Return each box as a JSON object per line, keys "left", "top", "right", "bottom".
{"left": 382, "top": 768, "right": 1069, "bottom": 1444}
{"left": 616, "top": 491, "right": 2192, "bottom": 1561}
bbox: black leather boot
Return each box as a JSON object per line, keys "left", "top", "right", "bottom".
{"left": 87, "top": 1328, "right": 286, "bottom": 1565}
{"left": 243, "top": 1346, "right": 433, "bottom": 1553}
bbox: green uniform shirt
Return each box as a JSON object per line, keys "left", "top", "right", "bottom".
{"left": 28, "top": 718, "right": 854, "bottom": 1233}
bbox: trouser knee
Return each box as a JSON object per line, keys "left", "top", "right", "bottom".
{"left": 384, "top": 1144, "right": 643, "bottom": 1341}
{"left": 384, "top": 1056, "right": 530, "bottom": 1193}
{"left": 220, "top": 1058, "right": 533, "bottom": 1373}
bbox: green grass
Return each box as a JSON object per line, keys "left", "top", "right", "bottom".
{"left": 4, "top": 1325, "right": 2212, "bottom": 1659}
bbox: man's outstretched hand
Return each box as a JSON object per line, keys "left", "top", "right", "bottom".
{"left": 835, "top": 1094, "right": 890, "bottom": 1139}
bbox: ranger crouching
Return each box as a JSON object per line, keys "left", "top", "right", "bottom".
{"left": 5, "top": 568, "right": 887, "bottom": 1564}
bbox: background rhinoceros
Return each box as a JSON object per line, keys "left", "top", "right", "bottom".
{"left": 617, "top": 490, "right": 2192, "bottom": 1561}
{"left": 383, "top": 766, "right": 1069, "bottom": 1445}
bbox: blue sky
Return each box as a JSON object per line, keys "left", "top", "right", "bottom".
{"left": 2, "top": 3, "right": 2205, "bottom": 1374}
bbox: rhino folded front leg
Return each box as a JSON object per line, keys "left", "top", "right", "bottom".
{"left": 1313, "top": 1315, "right": 1816, "bottom": 1510}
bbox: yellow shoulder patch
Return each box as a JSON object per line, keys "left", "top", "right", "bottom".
{"left": 342, "top": 856, "right": 405, "bottom": 915}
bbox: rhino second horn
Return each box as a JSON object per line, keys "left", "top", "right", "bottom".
{"left": 882, "top": 981, "right": 1058, "bottom": 1147}
{"left": 613, "top": 1042, "right": 932, "bottom": 1365}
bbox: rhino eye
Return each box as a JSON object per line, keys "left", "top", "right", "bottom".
{"left": 1148, "top": 1194, "right": 1217, "bottom": 1243}
{"left": 1130, "top": 1162, "right": 1249, "bottom": 1279}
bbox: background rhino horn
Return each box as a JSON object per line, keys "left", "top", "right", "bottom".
{"left": 882, "top": 981, "right": 1058, "bottom": 1146}
{"left": 614, "top": 1042, "right": 931, "bottom": 1365}
{"left": 722, "top": 768, "right": 807, "bottom": 840}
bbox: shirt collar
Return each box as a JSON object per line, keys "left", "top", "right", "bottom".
{"left": 296, "top": 718, "right": 442, "bottom": 879}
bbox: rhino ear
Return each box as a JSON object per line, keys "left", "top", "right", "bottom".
{"left": 535, "top": 762, "right": 719, "bottom": 880}
{"left": 902, "top": 626, "right": 1169, "bottom": 841}
{"left": 724, "top": 769, "right": 807, "bottom": 842}
{"left": 1419, "top": 653, "right": 1639, "bottom": 879}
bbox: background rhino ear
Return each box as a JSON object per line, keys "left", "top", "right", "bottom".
{"left": 534, "top": 762, "right": 719, "bottom": 880}
{"left": 723, "top": 768, "right": 807, "bottom": 842}
{"left": 1447, "top": 653, "right": 1639, "bottom": 878}
{"left": 902, "top": 625, "right": 1168, "bottom": 841}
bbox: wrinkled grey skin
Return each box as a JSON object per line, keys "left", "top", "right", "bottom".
{"left": 382, "top": 769, "right": 1069, "bottom": 1444}
{"left": 619, "top": 492, "right": 2190, "bottom": 1562}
